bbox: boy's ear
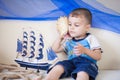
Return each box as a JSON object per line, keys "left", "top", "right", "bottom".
{"left": 86, "top": 24, "right": 91, "bottom": 31}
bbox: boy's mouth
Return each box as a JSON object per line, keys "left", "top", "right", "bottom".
{"left": 69, "top": 31, "right": 75, "bottom": 34}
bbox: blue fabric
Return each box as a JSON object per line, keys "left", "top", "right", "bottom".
{"left": 0, "top": 0, "right": 120, "bottom": 34}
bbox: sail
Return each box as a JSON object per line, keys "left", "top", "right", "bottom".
{"left": 22, "top": 31, "right": 28, "bottom": 57}
{"left": 16, "top": 39, "right": 22, "bottom": 53}
{"left": 29, "top": 31, "right": 36, "bottom": 58}
{"left": 47, "top": 47, "right": 57, "bottom": 61}
{"left": 36, "top": 34, "right": 44, "bottom": 60}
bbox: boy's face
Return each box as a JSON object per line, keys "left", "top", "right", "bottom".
{"left": 68, "top": 16, "right": 90, "bottom": 39}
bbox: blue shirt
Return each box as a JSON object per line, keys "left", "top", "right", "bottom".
{"left": 63, "top": 34, "right": 101, "bottom": 63}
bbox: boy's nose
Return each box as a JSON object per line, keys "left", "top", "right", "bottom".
{"left": 70, "top": 26, "right": 74, "bottom": 29}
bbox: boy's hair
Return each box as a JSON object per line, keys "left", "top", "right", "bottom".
{"left": 69, "top": 8, "right": 92, "bottom": 24}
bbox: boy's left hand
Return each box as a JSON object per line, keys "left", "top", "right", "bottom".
{"left": 73, "top": 44, "right": 86, "bottom": 56}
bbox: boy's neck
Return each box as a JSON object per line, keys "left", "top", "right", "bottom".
{"left": 73, "top": 33, "right": 90, "bottom": 40}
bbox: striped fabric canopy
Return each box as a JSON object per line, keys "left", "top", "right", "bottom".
{"left": 0, "top": 0, "right": 120, "bottom": 34}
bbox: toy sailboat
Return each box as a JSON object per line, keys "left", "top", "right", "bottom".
{"left": 15, "top": 30, "right": 58, "bottom": 72}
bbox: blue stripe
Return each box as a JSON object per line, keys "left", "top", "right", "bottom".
{"left": 0, "top": 0, "right": 120, "bottom": 34}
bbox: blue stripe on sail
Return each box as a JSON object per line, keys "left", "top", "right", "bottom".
{"left": 47, "top": 47, "right": 57, "bottom": 60}
{"left": 29, "top": 31, "right": 36, "bottom": 58}
{"left": 22, "top": 50, "right": 27, "bottom": 57}
{"left": 23, "top": 45, "right": 27, "bottom": 49}
{"left": 30, "top": 36, "right": 36, "bottom": 41}
{"left": 39, "top": 43, "right": 44, "bottom": 48}
{"left": 23, "top": 32, "right": 28, "bottom": 36}
{"left": 39, "top": 34, "right": 44, "bottom": 48}
{"left": 23, "top": 41, "right": 27, "bottom": 45}
{"left": 16, "top": 39, "right": 22, "bottom": 53}
{"left": 29, "top": 51, "right": 35, "bottom": 58}
{"left": 36, "top": 34, "right": 44, "bottom": 60}
{"left": 30, "top": 41, "right": 35, "bottom": 46}
{"left": 39, "top": 34, "right": 43, "bottom": 41}
{"left": 39, "top": 38, "right": 43, "bottom": 42}
{"left": 30, "top": 46, "right": 35, "bottom": 52}
{"left": 30, "top": 31, "right": 35, "bottom": 35}
{"left": 36, "top": 48, "right": 43, "bottom": 60}
{"left": 23, "top": 36, "right": 28, "bottom": 40}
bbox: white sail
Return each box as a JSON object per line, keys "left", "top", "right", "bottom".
{"left": 28, "top": 31, "right": 36, "bottom": 58}
{"left": 36, "top": 34, "right": 44, "bottom": 60}
{"left": 22, "top": 31, "right": 28, "bottom": 57}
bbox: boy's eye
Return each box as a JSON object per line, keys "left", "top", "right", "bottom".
{"left": 75, "top": 24, "right": 79, "bottom": 27}
{"left": 68, "top": 23, "right": 72, "bottom": 26}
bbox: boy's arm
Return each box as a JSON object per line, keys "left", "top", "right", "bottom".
{"left": 74, "top": 44, "right": 102, "bottom": 61}
{"left": 53, "top": 16, "right": 68, "bottom": 53}
{"left": 84, "top": 35, "right": 102, "bottom": 61}
{"left": 84, "top": 48, "right": 102, "bottom": 61}
{"left": 52, "top": 36, "right": 64, "bottom": 53}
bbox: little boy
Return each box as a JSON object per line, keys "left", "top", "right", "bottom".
{"left": 45, "top": 8, "right": 102, "bottom": 80}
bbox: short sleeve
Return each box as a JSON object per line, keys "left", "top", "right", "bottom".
{"left": 86, "top": 35, "right": 101, "bottom": 50}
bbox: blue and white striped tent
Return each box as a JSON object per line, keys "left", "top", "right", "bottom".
{"left": 0, "top": 0, "right": 120, "bottom": 34}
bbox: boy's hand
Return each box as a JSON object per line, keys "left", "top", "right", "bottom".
{"left": 73, "top": 44, "right": 86, "bottom": 56}
{"left": 60, "top": 33, "right": 72, "bottom": 45}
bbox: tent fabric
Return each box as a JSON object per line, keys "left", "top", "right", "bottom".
{"left": 0, "top": 0, "right": 120, "bottom": 34}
